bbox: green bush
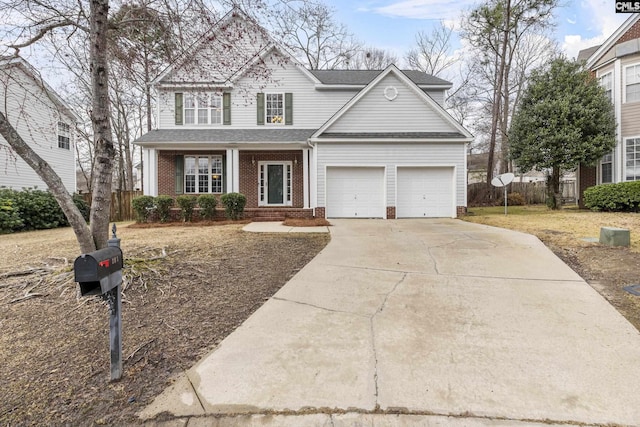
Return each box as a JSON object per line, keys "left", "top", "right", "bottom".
{"left": 10, "top": 188, "right": 66, "bottom": 230}
{"left": 502, "top": 192, "right": 525, "bottom": 206}
{"left": 220, "top": 192, "right": 247, "bottom": 220}
{"left": 198, "top": 194, "right": 218, "bottom": 220}
{"left": 132, "top": 195, "right": 155, "bottom": 222}
{"left": 155, "top": 195, "right": 174, "bottom": 222}
{"left": 72, "top": 194, "right": 91, "bottom": 223}
{"left": 0, "top": 197, "right": 24, "bottom": 233}
{"left": 176, "top": 195, "right": 198, "bottom": 222}
{"left": 584, "top": 181, "right": 640, "bottom": 212}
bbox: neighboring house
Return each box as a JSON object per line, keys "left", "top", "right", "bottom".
{"left": 578, "top": 14, "right": 640, "bottom": 206}
{"left": 0, "top": 56, "right": 78, "bottom": 193}
{"left": 136, "top": 8, "right": 472, "bottom": 219}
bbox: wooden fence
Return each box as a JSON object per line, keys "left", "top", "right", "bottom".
{"left": 81, "top": 191, "right": 142, "bottom": 222}
{"left": 468, "top": 181, "right": 577, "bottom": 206}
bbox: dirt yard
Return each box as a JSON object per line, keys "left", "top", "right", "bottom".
{"left": 0, "top": 223, "right": 329, "bottom": 426}
{"left": 463, "top": 205, "right": 640, "bottom": 331}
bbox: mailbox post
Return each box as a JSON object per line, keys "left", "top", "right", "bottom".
{"left": 74, "top": 224, "right": 124, "bottom": 381}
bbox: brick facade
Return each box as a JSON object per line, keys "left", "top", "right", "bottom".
{"left": 239, "top": 150, "right": 304, "bottom": 209}
{"left": 386, "top": 206, "right": 396, "bottom": 219}
{"left": 456, "top": 206, "right": 467, "bottom": 216}
{"left": 157, "top": 150, "right": 226, "bottom": 197}
{"left": 315, "top": 207, "right": 326, "bottom": 219}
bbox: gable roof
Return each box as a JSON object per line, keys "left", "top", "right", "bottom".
{"left": 135, "top": 128, "right": 316, "bottom": 145}
{"left": 311, "top": 64, "right": 472, "bottom": 141}
{"left": 152, "top": 7, "right": 320, "bottom": 87}
{"left": 585, "top": 14, "right": 640, "bottom": 69}
{"left": 0, "top": 56, "right": 79, "bottom": 122}
{"left": 309, "top": 69, "right": 451, "bottom": 88}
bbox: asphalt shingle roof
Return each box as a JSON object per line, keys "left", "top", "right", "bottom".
{"left": 309, "top": 69, "right": 451, "bottom": 86}
{"left": 135, "top": 128, "right": 317, "bottom": 143}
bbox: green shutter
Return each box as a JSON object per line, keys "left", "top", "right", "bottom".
{"left": 175, "top": 155, "right": 184, "bottom": 194}
{"left": 257, "top": 93, "right": 264, "bottom": 125}
{"left": 285, "top": 93, "right": 293, "bottom": 125}
{"left": 223, "top": 93, "right": 231, "bottom": 125}
{"left": 175, "top": 93, "right": 183, "bottom": 125}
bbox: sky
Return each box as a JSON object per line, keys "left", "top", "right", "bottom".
{"left": 321, "top": 0, "right": 630, "bottom": 63}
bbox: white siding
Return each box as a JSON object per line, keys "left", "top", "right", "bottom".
{"left": 0, "top": 64, "right": 76, "bottom": 193}
{"left": 316, "top": 142, "right": 466, "bottom": 208}
{"left": 326, "top": 73, "right": 458, "bottom": 134}
{"left": 424, "top": 90, "right": 444, "bottom": 106}
{"left": 157, "top": 56, "right": 357, "bottom": 130}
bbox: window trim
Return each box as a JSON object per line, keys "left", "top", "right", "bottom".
{"left": 264, "top": 92, "right": 285, "bottom": 126}
{"left": 600, "top": 151, "right": 613, "bottom": 184}
{"left": 623, "top": 63, "right": 640, "bottom": 104}
{"left": 599, "top": 71, "right": 613, "bottom": 104}
{"left": 57, "top": 121, "right": 70, "bottom": 150}
{"left": 183, "top": 93, "right": 223, "bottom": 125}
{"left": 184, "top": 155, "right": 224, "bottom": 194}
{"left": 258, "top": 161, "right": 293, "bottom": 206}
{"left": 624, "top": 136, "right": 640, "bottom": 181}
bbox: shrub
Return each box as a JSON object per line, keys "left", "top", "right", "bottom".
{"left": 176, "top": 195, "right": 198, "bottom": 222}
{"left": 10, "top": 188, "right": 65, "bottom": 230}
{"left": 72, "top": 194, "right": 91, "bottom": 223}
{"left": 501, "top": 192, "right": 525, "bottom": 206}
{"left": 220, "top": 192, "right": 247, "bottom": 220}
{"left": 132, "top": 195, "right": 155, "bottom": 222}
{"left": 155, "top": 195, "right": 175, "bottom": 223}
{"left": 584, "top": 181, "right": 640, "bottom": 212}
{"left": 198, "top": 194, "right": 218, "bottom": 220}
{"left": 0, "top": 197, "right": 24, "bottom": 233}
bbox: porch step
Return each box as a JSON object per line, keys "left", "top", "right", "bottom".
{"left": 251, "top": 216, "right": 285, "bottom": 222}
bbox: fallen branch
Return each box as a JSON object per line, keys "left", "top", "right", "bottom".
{"left": 10, "top": 292, "right": 47, "bottom": 304}
{"left": 126, "top": 338, "right": 157, "bottom": 362}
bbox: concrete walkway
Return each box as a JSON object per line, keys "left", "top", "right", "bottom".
{"left": 242, "top": 221, "right": 330, "bottom": 233}
{"left": 141, "top": 219, "right": 640, "bottom": 426}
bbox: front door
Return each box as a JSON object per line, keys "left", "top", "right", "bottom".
{"left": 259, "top": 162, "right": 292, "bottom": 206}
{"left": 267, "top": 164, "right": 284, "bottom": 204}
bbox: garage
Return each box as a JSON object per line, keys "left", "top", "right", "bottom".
{"left": 326, "top": 167, "right": 385, "bottom": 218}
{"left": 396, "top": 167, "right": 454, "bottom": 218}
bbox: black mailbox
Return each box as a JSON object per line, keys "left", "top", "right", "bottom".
{"left": 74, "top": 247, "right": 123, "bottom": 296}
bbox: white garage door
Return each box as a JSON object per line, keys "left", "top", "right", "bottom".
{"left": 326, "top": 167, "right": 385, "bottom": 218}
{"left": 397, "top": 167, "right": 454, "bottom": 218}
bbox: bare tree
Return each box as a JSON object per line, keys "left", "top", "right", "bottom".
{"left": 347, "top": 47, "right": 398, "bottom": 70}
{"left": 461, "top": 0, "right": 558, "bottom": 187}
{"left": 271, "top": 2, "right": 361, "bottom": 70}
{"left": 405, "top": 23, "right": 457, "bottom": 77}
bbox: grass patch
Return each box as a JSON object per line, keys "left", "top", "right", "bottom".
{"left": 283, "top": 218, "right": 331, "bottom": 227}
{"left": 463, "top": 204, "right": 640, "bottom": 251}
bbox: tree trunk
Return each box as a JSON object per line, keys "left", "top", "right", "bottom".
{"left": 546, "top": 166, "right": 562, "bottom": 210}
{"left": 0, "top": 112, "right": 96, "bottom": 253}
{"left": 89, "top": 0, "right": 115, "bottom": 250}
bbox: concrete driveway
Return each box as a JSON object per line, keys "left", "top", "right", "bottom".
{"left": 142, "top": 219, "right": 640, "bottom": 426}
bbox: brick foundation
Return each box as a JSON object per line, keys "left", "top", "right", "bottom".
{"left": 386, "top": 206, "right": 396, "bottom": 219}
{"left": 315, "top": 207, "right": 326, "bottom": 219}
{"left": 456, "top": 206, "right": 467, "bottom": 217}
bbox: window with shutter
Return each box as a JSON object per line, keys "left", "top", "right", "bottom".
{"left": 175, "top": 93, "right": 183, "bottom": 125}
{"left": 257, "top": 93, "right": 265, "bottom": 125}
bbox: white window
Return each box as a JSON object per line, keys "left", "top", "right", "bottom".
{"left": 626, "top": 137, "right": 640, "bottom": 181}
{"left": 265, "top": 93, "right": 284, "bottom": 124}
{"left": 600, "top": 72, "right": 613, "bottom": 103}
{"left": 601, "top": 151, "right": 613, "bottom": 184}
{"left": 57, "top": 122, "right": 70, "bottom": 150}
{"left": 185, "top": 155, "right": 223, "bottom": 193}
{"left": 625, "top": 64, "right": 640, "bottom": 103}
{"left": 184, "top": 93, "right": 222, "bottom": 125}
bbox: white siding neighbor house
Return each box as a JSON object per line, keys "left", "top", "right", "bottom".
{"left": 136, "top": 8, "right": 472, "bottom": 219}
{"left": 578, "top": 14, "right": 640, "bottom": 206}
{"left": 0, "top": 56, "right": 78, "bottom": 194}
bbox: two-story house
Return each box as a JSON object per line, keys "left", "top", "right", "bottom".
{"left": 0, "top": 56, "right": 78, "bottom": 193}
{"left": 136, "top": 8, "right": 472, "bottom": 219}
{"left": 578, "top": 14, "right": 640, "bottom": 205}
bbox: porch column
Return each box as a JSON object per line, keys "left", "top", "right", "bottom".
{"left": 143, "top": 148, "right": 158, "bottom": 196}
{"left": 225, "top": 149, "right": 234, "bottom": 193}
{"left": 232, "top": 149, "right": 240, "bottom": 193}
{"left": 614, "top": 59, "right": 623, "bottom": 183}
{"left": 310, "top": 144, "right": 317, "bottom": 208}
{"left": 303, "top": 148, "right": 310, "bottom": 208}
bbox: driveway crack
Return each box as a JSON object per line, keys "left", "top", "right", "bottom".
{"left": 370, "top": 273, "right": 408, "bottom": 409}
{"left": 271, "top": 296, "right": 369, "bottom": 318}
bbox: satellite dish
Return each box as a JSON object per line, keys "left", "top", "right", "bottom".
{"left": 491, "top": 172, "right": 515, "bottom": 188}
